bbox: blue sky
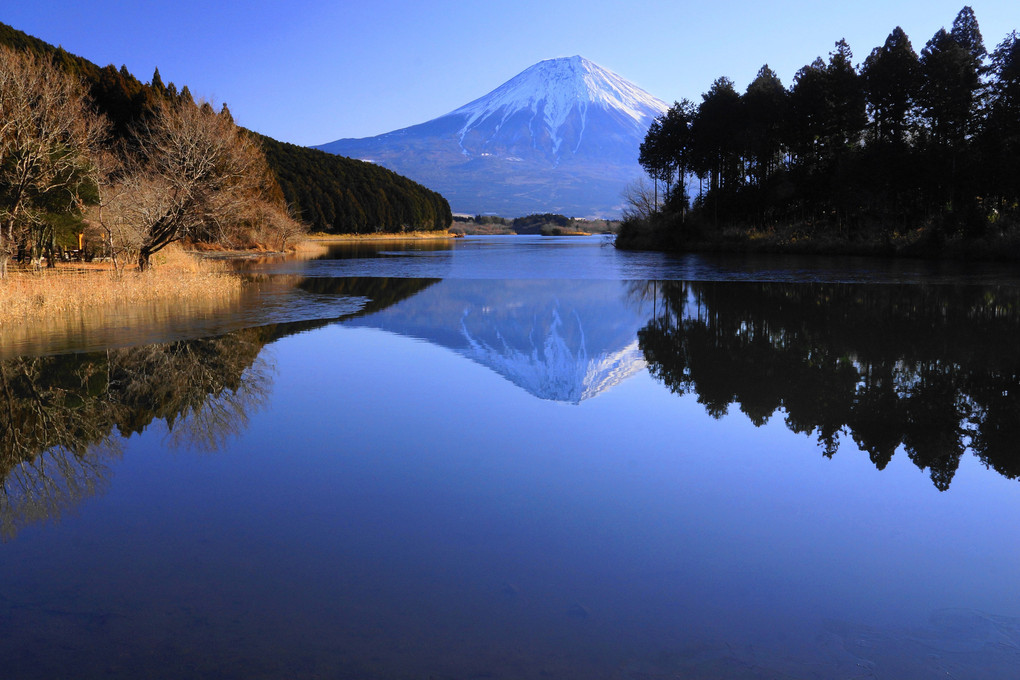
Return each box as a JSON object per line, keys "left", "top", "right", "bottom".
{"left": 4, "top": 1, "right": 1016, "bottom": 146}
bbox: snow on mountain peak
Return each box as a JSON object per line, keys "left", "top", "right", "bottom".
{"left": 449, "top": 56, "right": 667, "bottom": 159}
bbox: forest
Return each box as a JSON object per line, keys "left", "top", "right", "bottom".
{"left": 618, "top": 7, "right": 1020, "bottom": 257}
{"left": 0, "top": 19, "right": 451, "bottom": 266}
{"left": 258, "top": 135, "right": 451, "bottom": 234}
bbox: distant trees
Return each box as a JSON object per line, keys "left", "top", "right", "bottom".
{"left": 624, "top": 6, "right": 1020, "bottom": 250}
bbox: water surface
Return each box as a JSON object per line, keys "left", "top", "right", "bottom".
{"left": 2, "top": 236, "right": 1019, "bottom": 679}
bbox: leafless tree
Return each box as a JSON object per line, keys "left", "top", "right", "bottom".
{"left": 121, "top": 99, "right": 300, "bottom": 269}
{"left": 621, "top": 176, "right": 661, "bottom": 221}
{"left": 0, "top": 46, "right": 105, "bottom": 277}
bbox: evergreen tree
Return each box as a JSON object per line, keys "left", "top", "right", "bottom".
{"left": 823, "top": 39, "right": 866, "bottom": 151}
{"left": 863, "top": 27, "right": 920, "bottom": 145}
{"left": 950, "top": 6, "right": 986, "bottom": 63}
{"left": 743, "top": 65, "right": 787, "bottom": 186}
{"left": 150, "top": 66, "right": 165, "bottom": 95}
{"left": 919, "top": 28, "right": 980, "bottom": 146}
{"left": 984, "top": 31, "right": 1020, "bottom": 207}
{"left": 787, "top": 57, "right": 829, "bottom": 168}
{"left": 691, "top": 77, "right": 742, "bottom": 196}
{"left": 660, "top": 99, "right": 696, "bottom": 214}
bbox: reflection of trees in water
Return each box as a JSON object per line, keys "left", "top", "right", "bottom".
{"left": 0, "top": 329, "right": 274, "bottom": 539}
{"left": 635, "top": 281, "right": 1020, "bottom": 490}
{"left": 0, "top": 275, "right": 442, "bottom": 540}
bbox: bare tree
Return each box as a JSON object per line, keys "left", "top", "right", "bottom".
{"left": 82, "top": 146, "right": 138, "bottom": 273}
{"left": 123, "top": 99, "right": 300, "bottom": 269}
{"left": 0, "top": 46, "right": 104, "bottom": 277}
{"left": 621, "top": 176, "right": 661, "bottom": 221}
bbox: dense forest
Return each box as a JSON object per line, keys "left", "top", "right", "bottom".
{"left": 0, "top": 21, "right": 451, "bottom": 240}
{"left": 258, "top": 135, "right": 451, "bottom": 233}
{"left": 618, "top": 7, "right": 1020, "bottom": 257}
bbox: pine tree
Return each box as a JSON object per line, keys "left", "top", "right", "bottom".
{"left": 950, "top": 6, "right": 986, "bottom": 63}
{"left": 150, "top": 67, "right": 165, "bottom": 95}
{"left": 743, "top": 65, "right": 787, "bottom": 186}
{"left": 863, "top": 27, "right": 920, "bottom": 145}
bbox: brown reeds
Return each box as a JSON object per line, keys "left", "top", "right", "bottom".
{"left": 0, "top": 244, "right": 242, "bottom": 327}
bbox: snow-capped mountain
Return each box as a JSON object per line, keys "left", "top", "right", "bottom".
{"left": 316, "top": 56, "right": 667, "bottom": 217}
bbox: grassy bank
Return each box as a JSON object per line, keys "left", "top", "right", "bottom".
{"left": 0, "top": 245, "right": 242, "bottom": 327}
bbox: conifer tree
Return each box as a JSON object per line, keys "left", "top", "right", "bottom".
{"left": 863, "top": 27, "right": 920, "bottom": 145}
{"left": 150, "top": 67, "right": 165, "bottom": 95}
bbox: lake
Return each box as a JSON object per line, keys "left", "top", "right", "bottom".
{"left": 2, "top": 235, "right": 1019, "bottom": 679}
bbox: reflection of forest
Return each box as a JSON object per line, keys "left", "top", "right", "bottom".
{"left": 635, "top": 281, "right": 1020, "bottom": 490}
{"left": 0, "top": 276, "right": 441, "bottom": 540}
{"left": 0, "top": 328, "right": 276, "bottom": 539}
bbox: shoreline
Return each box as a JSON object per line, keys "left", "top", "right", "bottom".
{"left": 615, "top": 219, "right": 1020, "bottom": 263}
{"left": 303, "top": 230, "right": 456, "bottom": 242}
{"left": 192, "top": 230, "right": 458, "bottom": 261}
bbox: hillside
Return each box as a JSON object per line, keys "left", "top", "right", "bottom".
{"left": 257, "top": 135, "right": 451, "bottom": 234}
{"left": 0, "top": 21, "right": 451, "bottom": 234}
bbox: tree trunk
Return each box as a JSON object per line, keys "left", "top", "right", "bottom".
{"left": 138, "top": 248, "right": 151, "bottom": 271}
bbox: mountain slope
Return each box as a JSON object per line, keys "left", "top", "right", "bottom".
{"left": 317, "top": 56, "right": 667, "bottom": 217}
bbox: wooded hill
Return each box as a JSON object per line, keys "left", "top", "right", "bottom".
{"left": 0, "top": 22, "right": 451, "bottom": 235}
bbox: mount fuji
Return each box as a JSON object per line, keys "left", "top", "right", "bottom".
{"left": 315, "top": 56, "right": 667, "bottom": 218}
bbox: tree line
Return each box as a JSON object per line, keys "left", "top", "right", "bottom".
{"left": 623, "top": 7, "right": 1020, "bottom": 253}
{"left": 258, "top": 135, "right": 452, "bottom": 234}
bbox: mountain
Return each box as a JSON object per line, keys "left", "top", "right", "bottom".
{"left": 316, "top": 56, "right": 667, "bottom": 218}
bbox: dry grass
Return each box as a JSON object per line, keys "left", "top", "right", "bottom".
{"left": 0, "top": 244, "right": 242, "bottom": 327}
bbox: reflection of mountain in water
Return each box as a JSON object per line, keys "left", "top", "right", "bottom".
{"left": 346, "top": 279, "right": 651, "bottom": 403}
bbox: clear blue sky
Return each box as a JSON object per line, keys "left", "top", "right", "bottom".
{"left": 4, "top": 1, "right": 1016, "bottom": 146}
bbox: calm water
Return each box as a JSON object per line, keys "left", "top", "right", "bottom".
{"left": 2, "top": 236, "right": 1020, "bottom": 679}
